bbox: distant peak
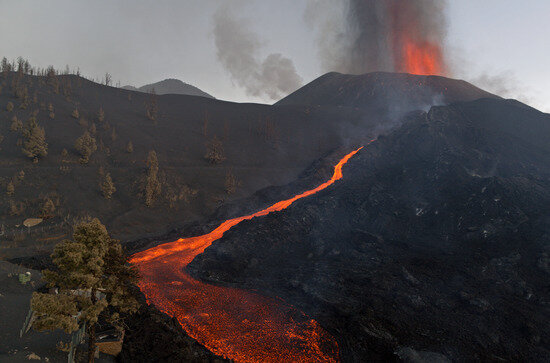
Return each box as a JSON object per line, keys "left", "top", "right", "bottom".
{"left": 123, "top": 78, "right": 215, "bottom": 99}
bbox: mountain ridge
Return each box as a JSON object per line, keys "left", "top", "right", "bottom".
{"left": 276, "top": 71, "right": 500, "bottom": 110}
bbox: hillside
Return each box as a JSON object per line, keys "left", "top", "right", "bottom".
{"left": 2, "top": 67, "right": 546, "bottom": 361}
{"left": 122, "top": 78, "right": 215, "bottom": 99}
{"left": 0, "top": 70, "right": 500, "bottom": 261}
{"left": 189, "top": 98, "right": 550, "bottom": 361}
{"left": 0, "top": 71, "right": 369, "bottom": 259}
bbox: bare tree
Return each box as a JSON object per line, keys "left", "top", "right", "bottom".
{"left": 205, "top": 135, "right": 226, "bottom": 164}
{"left": 105, "top": 73, "right": 112, "bottom": 86}
{"left": 146, "top": 89, "right": 158, "bottom": 121}
{"left": 145, "top": 150, "right": 161, "bottom": 206}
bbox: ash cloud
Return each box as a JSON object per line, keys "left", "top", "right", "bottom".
{"left": 305, "top": 0, "right": 448, "bottom": 74}
{"left": 213, "top": 4, "right": 302, "bottom": 101}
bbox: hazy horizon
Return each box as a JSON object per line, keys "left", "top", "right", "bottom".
{"left": 1, "top": 0, "right": 548, "bottom": 111}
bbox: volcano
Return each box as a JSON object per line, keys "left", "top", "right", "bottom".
{"left": 121, "top": 73, "right": 549, "bottom": 361}
{"left": 5, "top": 66, "right": 548, "bottom": 362}
{"left": 188, "top": 97, "right": 550, "bottom": 361}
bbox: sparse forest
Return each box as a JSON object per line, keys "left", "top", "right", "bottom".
{"left": 1, "top": 1, "right": 548, "bottom": 362}
{"left": 0, "top": 55, "right": 364, "bottom": 263}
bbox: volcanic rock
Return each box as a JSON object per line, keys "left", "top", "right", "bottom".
{"left": 189, "top": 98, "right": 550, "bottom": 361}
{"left": 119, "top": 303, "right": 228, "bottom": 363}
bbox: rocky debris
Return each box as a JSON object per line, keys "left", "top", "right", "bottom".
{"left": 395, "top": 347, "right": 450, "bottom": 363}
{"left": 26, "top": 352, "right": 41, "bottom": 360}
{"left": 189, "top": 98, "right": 550, "bottom": 362}
{"left": 119, "top": 302, "right": 228, "bottom": 363}
{"left": 23, "top": 219, "right": 43, "bottom": 228}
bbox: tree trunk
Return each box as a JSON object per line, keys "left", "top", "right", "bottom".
{"left": 87, "top": 323, "right": 96, "bottom": 363}
{"left": 87, "top": 288, "right": 98, "bottom": 363}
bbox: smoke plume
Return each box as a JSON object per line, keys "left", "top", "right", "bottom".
{"left": 306, "top": 0, "right": 448, "bottom": 75}
{"left": 213, "top": 4, "right": 302, "bottom": 101}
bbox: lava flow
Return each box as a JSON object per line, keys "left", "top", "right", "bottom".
{"left": 129, "top": 146, "right": 364, "bottom": 362}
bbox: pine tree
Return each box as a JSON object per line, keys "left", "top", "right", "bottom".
{"left": 100, "top": 172, "right": 116, "bottom": 199}
{"left": 30, "top": 219, "right": 139, "bottom": 363}
{"left": 225, "top": 168, "right": 240, "bottom": 195}
{"left": 145, "top": 150, "right": 161, "bottom": 207}
{"left": 9, "top": 200, "right": 24, "bottom": 216}
{"left": 104, "top": 73, "right": 112, "bottom": 86}
{"left": 146, "top": 90, "right": 158, "bottom": 121}
{"left": 71, "top": 108, "right": 79, "bottom": 119}
{"left": 74, "top": 131, "right": 97, "bottom": 164}
{"left": 22, "top": 116, "right": 48, "bottom": 162}
{"left": 15, "top": 85, "right": 28, "bottom": 102}
{"left": 98, "top": 107, "right": 105, "bottom": 123}
{"left": 49, "top": 103, "right": 55, "bottom": 119}
{"left": 205, "top": 135, "right": 225, "bottom": 164}
{"left": 42, "top": 198, "right": 56, "bottom": 216}
{"left": 6, "top": 181, "right": 15, "bottom": 196}
{"left": 10, "top": 116, "right": 22, "bottom": 131}
{"left": 1, "top": 57, "right": 10, "bottom": 72}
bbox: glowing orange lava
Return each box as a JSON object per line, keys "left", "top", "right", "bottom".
{"left": 389, "top": 1, "right": 445, "bottom": 76}
{"left": 399, "top": 37, "right": 444, "bottom": 76}
{"left": 130, "top": 146, "right": 365, "bottom": 362}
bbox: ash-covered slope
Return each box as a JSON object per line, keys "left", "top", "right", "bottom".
{"left": 276, "top": 72, "right": 499, "bottom": 111}
{"left": 123, "top": 78, "right": 215, "bottom": 99}
{"left": 189, "top": 98, "right": 550, "bottom": 362}
{"left": 0, "top": 71, "right": 370, "bottom": 255}
{"left": 0, "top": 69, "right": 513, "bottom": 260}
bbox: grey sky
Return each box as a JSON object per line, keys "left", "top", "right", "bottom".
{"left": 0, "top": 0, "right": 548, "bottom": 111}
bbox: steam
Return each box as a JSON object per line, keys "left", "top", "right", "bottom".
{"left": 213, "top": 4, "right": 302, "bottom": 101}
{"left": 305, "top": 0, "right": 448, "bottom": 74}
{"left": 449, "top": 48, "right": 536, "bottom": 107}
{"left": 470, "top": 72, "right": 533, "bottom": 104}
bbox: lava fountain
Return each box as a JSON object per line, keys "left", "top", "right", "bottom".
{"left": 130, "top": 146, "right": 364, "bottom": 362}
{"left": 389, "top": 0, "right": 445, "bottom": 75}
{"left": 346, "top": 0, "right": 446, "bottom": 75}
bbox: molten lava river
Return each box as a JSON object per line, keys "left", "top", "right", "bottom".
{"left": 129, "top": 147, "right": 363, "bottom": 362}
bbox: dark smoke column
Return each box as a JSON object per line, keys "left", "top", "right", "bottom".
{"left": 311, "top": 0, "right": 447, "bottom": 75}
